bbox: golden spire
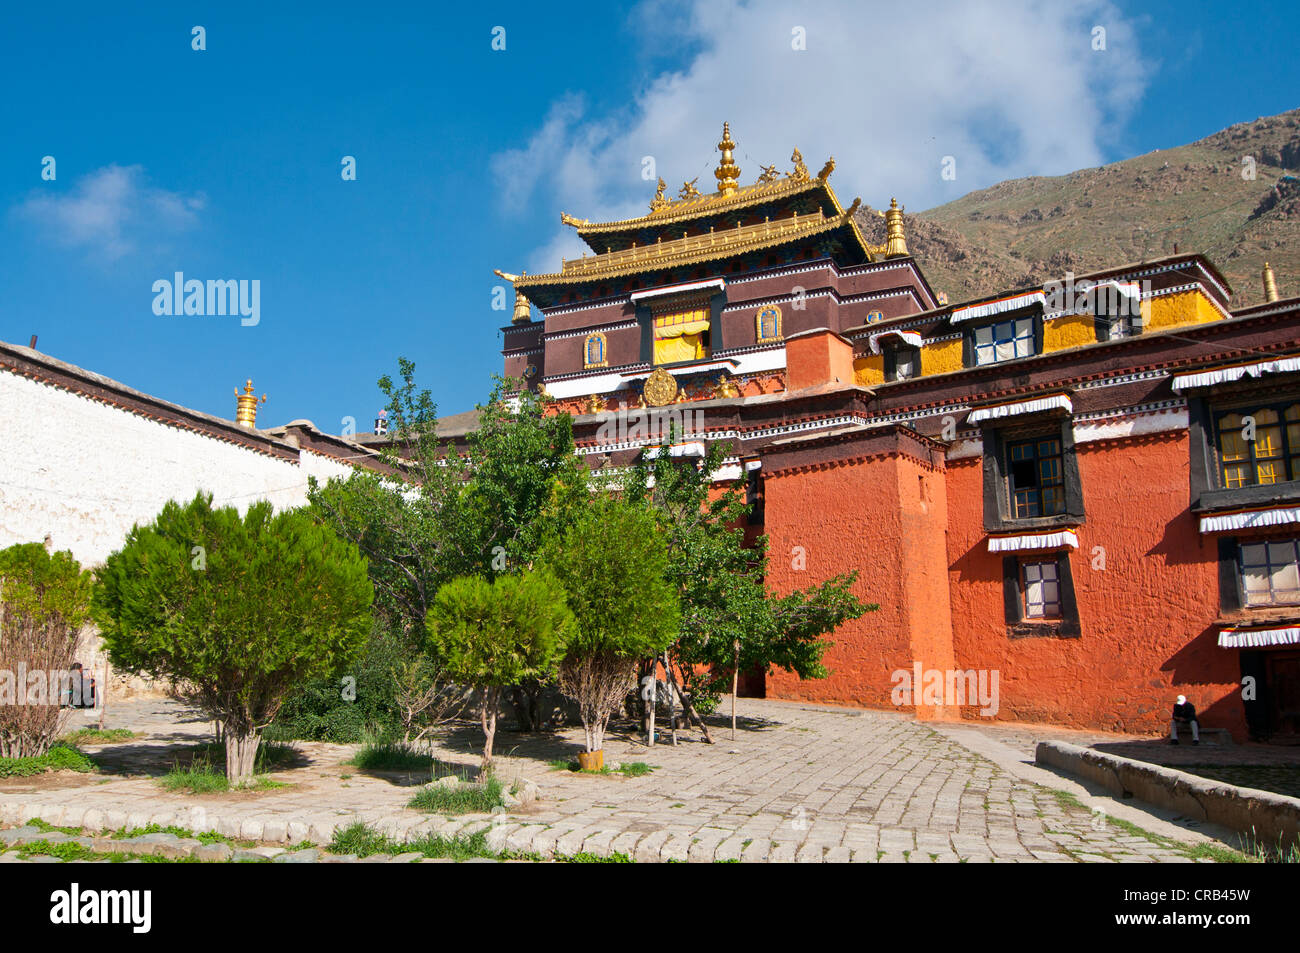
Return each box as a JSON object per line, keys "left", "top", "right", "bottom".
{"left": 234, "top": 380, "right": 266, "bottom": 429}
{"left": 714, "top": 122, "right": 741, "bottom": 196}
{"left": 883, "top": 198, "right": 908, "bottom": 258}
{"left": 1263, "top": 261, "right": 1280, "bottom": 302}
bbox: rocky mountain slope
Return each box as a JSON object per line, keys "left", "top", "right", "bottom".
{"left": 855, "top": 108, "right": 1300, "bottom": 308}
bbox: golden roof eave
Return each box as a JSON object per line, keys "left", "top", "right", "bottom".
{"left": 567, "top": 175, "right": 835, "bottom": 236}
{"left": 517, "top": 200, "right": 871, "bottom": 291}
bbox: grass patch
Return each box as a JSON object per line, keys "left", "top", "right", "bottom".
{"left": 58, "top": 727, "right": 137, "bottom": 746}
{"left": 0, "top": 744, "right": 95, "bottom": 778}
{"left": 346, "top": 739, "right": 434, "bottom": 772}
{"left": 407, "top": 776, "right": 505, "bottom": 814}
{"left": 155, "top": 740, "right": 296, "bottom": 794}
{"left": 328, "top": 821, "right": 634, "bottom": 862}
{"left": 157, "top": 757, "right": 285, "bottom": 794}
{"left": 547, "top": 759, "right": 654, "bottom": 777}
{"left": 15, "top": 840, "right": 199, "bottom": 864}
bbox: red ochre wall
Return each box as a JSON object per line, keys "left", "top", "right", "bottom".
{"left": 764, "top": 447, "right": 958, "bottom": 720}
{"left": 946, "top": 430, "right": 1246, "bottom": 739}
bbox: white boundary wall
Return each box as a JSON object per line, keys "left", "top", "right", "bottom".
{"left": 0, "top": 368, "right": 353, "bottom": 567}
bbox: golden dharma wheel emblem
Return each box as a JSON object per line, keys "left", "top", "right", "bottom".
{"left": 643, "top": 367, "right": 678, "bottom": 407}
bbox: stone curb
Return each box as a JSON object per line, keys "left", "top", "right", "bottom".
{"left": 1036, "top": 740, "right": 1300, "bottom": 851}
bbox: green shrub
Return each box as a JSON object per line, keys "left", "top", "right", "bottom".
{"left": 407, "top": 776, "right": 504, "bottom": 814}
{"left": 346, "top": 737, "right": 434, "bottom": 772}
{"left": 0, "top": 743, "right": 95, "bottom": 778}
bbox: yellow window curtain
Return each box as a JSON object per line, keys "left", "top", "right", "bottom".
{"left": 654, "top": 306, "right": 709, "bottom": 364}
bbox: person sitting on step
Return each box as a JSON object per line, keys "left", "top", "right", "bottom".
{"left": 1169, "top": 694, "right": 1199, "bottom": 745}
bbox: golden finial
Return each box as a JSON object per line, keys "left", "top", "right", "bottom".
{"left": 884, "top": 198, "right": 908, "bottom": 258}
{"left": 1263, "top": 261, "right": 1280, "bottom": 302}
{"left": 234, "top": 379, "right": 266, "bottom": 429}
{"left": 715, "top": 122, "right": 741, "bottom": 196}
{"left": 817, "top": 157, "right": 836, "bottom": 181}
{"left": 493, "top": 269, "right": 534, "bottom": 324}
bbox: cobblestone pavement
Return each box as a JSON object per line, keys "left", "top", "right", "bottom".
{"left": 0, "top": 698, "right": 1251, "bottom": 862}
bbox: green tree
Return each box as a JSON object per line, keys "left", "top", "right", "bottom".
{"left": 309, "top": 364, "right": 586, "bottom": 734}
{"left": 93, "top": 493, "right": 373, "bottom": 782}
{"left": 542, "top": 496, "right": 679, "bottom": 756}
{"left": 624, "top": 435, "right": 873, "bottom": 729}
{"left": 309, "top": 358, "right": 479, "bottom": 640}
{"left": 426, "top": 570, "right": 573, "bottom": 772}
{"left": 0, "top": 544, "right": 94, "bottom": 757}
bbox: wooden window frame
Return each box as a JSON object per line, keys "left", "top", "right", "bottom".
{"left": 1002, "top": 551, "right": 1080, "bottom": 638}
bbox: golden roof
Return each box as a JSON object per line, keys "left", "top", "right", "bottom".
{"left": 517, "top": 200, "right": 869, "bottom": 291}
{"left": 561, "top": 123, "right": 835, "bottom": 236}
{"left": 507, "top": 123, "right": 909, "bottom": 295}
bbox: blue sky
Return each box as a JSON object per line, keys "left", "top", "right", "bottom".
{"left": 1, "top": 1, "right": 1296, "bottom": 428}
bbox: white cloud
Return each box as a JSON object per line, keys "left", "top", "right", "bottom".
{"left": 14, "top": 165, "right": 205, "bottom": 261}
{"left": 492, "top": 0, "right": 1147, "bottom": 273}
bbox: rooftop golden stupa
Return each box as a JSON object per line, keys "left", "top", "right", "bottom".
{"left": 496, "top": 123, "right": 909, "bottom": 317}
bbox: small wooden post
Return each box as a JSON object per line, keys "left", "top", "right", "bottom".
{"left": 663, "top": 654, "right": 678, "bottom": 746}
{"left": 645, "top": 672, "right": 656, "bottom": 748}
{"left": 98, "top": 659, "right": 109, "bottom": 731}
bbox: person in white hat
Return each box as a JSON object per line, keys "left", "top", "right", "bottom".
{"left": 1169, "top": 694, "right": 1199, "bottom": 745}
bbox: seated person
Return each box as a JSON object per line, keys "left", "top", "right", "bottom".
{"left": 1169, "top": 694, "right": 1199, "bottom": 745}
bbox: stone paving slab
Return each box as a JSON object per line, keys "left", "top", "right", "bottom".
{"left": 0, "top": 697, "right": 1258, "bottom": 863}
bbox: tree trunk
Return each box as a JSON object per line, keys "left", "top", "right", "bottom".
{"left": 480, "top": 686, "right": 500, "bottom": 775}
{"left": 669, "top": 658, "right": 713, "bottom": 744}
{"left": 732, "top": 643, "right": 739, "bottom": 741}
{"left": 224, "top": 725, "right": 261, "bottom": 784}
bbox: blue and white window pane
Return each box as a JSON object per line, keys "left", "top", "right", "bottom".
{"left": 974, "top": 317, "right": 1035, "bottom": 366}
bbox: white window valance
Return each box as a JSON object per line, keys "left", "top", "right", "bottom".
{"left": 643, "top": 441, "right": 705, "bottom": 459}
{"left": 967, "top": 394, "right": 1073, "bottom": 424}
{"left": 951, "top": 292, "right": 1045, "bottom": 324}
{"left": 987, "top": 528, "right": 1079, "bottom": 553}
{"left": 629, "top": 278, "right": 725, "bottom": 304}
{"left": 1218, "top": 626, "right": 1300, "bottom": 649}
{"left": 1171, "top": 356, "right": 1300, "bottom": 392}
{"left": 1199, "top": 506, "right": 1300, "bottom": 534}
{"left": 867, "top": 330, "right": 924, "bottom": 355}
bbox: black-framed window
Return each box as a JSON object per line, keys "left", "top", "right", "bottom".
{"left": 1240, "top": 538, "right": 1300, "bottom": 607}
{"left": 1002, "top": 552, "right": 1079, "bottom": 637}
{"left": 1095, "top": 310, "right": 1143, "bottom": 341}
{"left": 1007, "top": 436, "right": 1066, "bottom": 518}
{"left": 885, "top": 344, "right": 921, "bottom": 381}
{"left": 971, "top": 316, "right": 1036, "bottom": 366}
{"left": 1021, "top": 559, "right": 1062, "bottom": 618}
{"left": 1214, "top": 402, "right": 1300, "bottom": 489}
{"left": 982, "top": 421, "right": 1084, "bottom": 533}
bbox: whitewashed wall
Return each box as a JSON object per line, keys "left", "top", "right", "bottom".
{"left": 0, "top": 368, "right": 354, "bottom": 567}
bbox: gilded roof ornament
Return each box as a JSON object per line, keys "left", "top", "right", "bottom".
{"left": 560, "top": 212, "right": 589, "bottom": 228}
{"left": 234, "top": 379, "right": 266, "bottom": 430}
{"left": 493, "top": 269, "right": 534, "bottom": 323}
{"left": 817, "top": 157, "right": 836, "bottom": 181}
{"left": 756, "top": 164, "right": 780, "bottom": 184}
{"left": 1264, "top": 261, "right": 1280, "bottom": 302}
{"left": 882, "top": 198, "right": 907, "bottom": 258}
{"left": 789, "top": 148, "right": 810, "bottom": 182}
{"left": 714, "top": 122, "right": 741, "bottom": 196}
{"left": 649, "top": 177, "right": 670, "bottom": 212}
{"left": 679, "top": 178, "right": 702, "bottom": 199}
